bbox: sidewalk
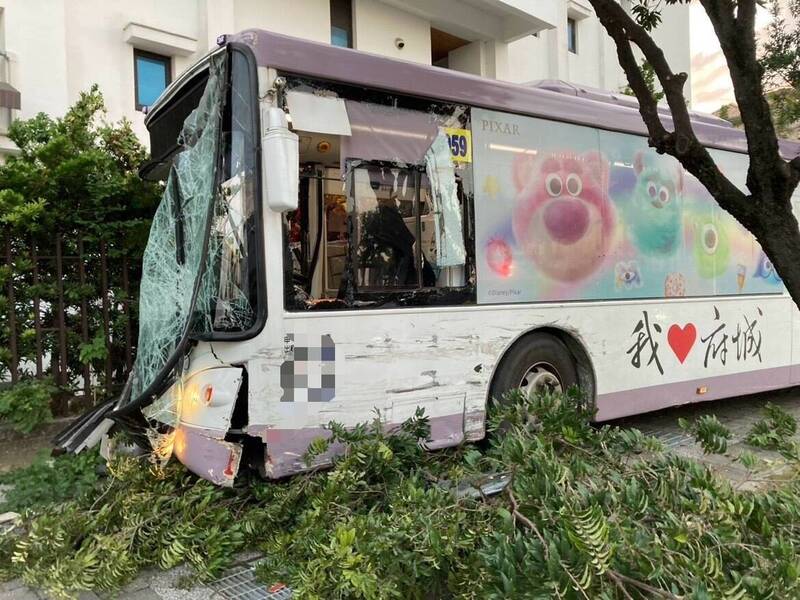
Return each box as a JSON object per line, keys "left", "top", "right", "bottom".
{"left": 617, "top": 385, "right": 800, "bottom": 491}
{"left": 1, "top": 556, "right": 293, "bottom": 600}
{"left": 3, "top": 564, "right": 215, "bottom": 600}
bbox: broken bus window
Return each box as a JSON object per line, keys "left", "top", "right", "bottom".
{"left": 282, "top": 78, "right": 476, "bottom": 311}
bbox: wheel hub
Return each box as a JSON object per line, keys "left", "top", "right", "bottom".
{"left": 518, "top": 362, "right": 563, "bottom": 398}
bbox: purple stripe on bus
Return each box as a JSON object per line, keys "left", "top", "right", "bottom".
{"left": 596, "top": 365, "right": 798, "bottom": 421}
{"left": 249, "top": 412, "right": 479, "bottom": 479}
{"left": 229, "top": 29, "right": 800, "bottom": 159}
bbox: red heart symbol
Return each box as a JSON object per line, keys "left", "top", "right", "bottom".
{"left": 667, "top": 323, "right": 696, "bottom": 364}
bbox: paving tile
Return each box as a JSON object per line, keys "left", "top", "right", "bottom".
{"left": 120, "top": 590, "right": 162, "bottom": 600}
{"left": 3, "top": 587, "right": 39, "bottom": 600}
{"left": 117, "top": 571, "right": 156, "bottom": 595}
{"left": 617, "top": 387, "right": 800, "bottom": 490}
{"left": 1, "top": 579, "right": 26, "bottom": 593}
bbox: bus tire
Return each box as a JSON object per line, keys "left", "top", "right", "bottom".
{"left": 490, "top": 333, "right": 578, "bottom": 405}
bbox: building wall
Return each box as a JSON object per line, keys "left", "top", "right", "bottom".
{"left": 3, "top": 0, "right": 70, "bottom": 119}
{"left": 448, "top": 41, "right": 484, "bottom": 77}
{"left": 505, "top": 2, "right": 691, "bottom": 99}
{"left": 0, "top": 0, "right": 442, "bottom": 148}
{"left": 1, "top": 0, "right": 202, "bottom": 143}
{"left": 650, "top": 2, "right": 692, "bottom": 104}
{"left": 232, "top": 0, "right": 330, "bottom": 44}
{"left": 509, "top": 22, "right": 621, "bottom": 89}
{"left": 352, "top": 0, "right": 431, "bottom": 64}
{"left": 449, "top": 40, "right": 509, "bottom": 79}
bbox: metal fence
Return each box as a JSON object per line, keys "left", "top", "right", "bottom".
{"left": 2, "top": 232, "right": 137, "bottom": 410}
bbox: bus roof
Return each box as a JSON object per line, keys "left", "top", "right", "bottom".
{"left": 229, "top": 28, "right": 800, "bottom": 159}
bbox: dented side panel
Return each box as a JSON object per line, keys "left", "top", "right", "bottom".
{"left": 244, "top": 307, "right": 554, "bottom": 477}
{"left": 237, "top": 291, "right": 793, "bottom": 478}
{"left": 174, "top": 291, "right": 794, "bottom": 480}
{"left": 173, "top": 424, "right": 242, "bottom": 487}
{"left": 146, "top": 366, "right": 244, "bottom": 484}
{"left": 178, "top": 367, "right": 244, "bottom": 435}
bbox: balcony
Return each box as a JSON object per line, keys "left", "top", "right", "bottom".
{"left": 377, "top": 0, "right": 558, "bottom": 43}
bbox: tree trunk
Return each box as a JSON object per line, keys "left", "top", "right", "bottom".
{"left": 747, "top": 196, "right": 800, "bottom": 310}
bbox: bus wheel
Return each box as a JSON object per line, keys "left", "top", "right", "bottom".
{"left": 491, "top": 333, "right": 578, "bottom": 404}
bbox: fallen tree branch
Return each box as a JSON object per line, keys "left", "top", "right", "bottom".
{"left": 606, "top": 569, "right": 636, "bottom": 600}
{"left": 507, "top": 485, "right": 549, "bottom": 558}
{"left": 607, "top": 569, "right": 681, "bottom": 600}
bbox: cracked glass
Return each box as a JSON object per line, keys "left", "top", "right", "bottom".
{"left": 193, "top": 49, "right": 259, "bottom": 336}
{"left": 131, "top": 53, "right": 227, "bottom": 403}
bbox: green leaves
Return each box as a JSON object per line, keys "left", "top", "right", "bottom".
{"left": 5, "top": 391, "right": 800, "bottom": 599}
{"left": 0, "top": 85, "right": 159, "bottom": 393}
{"left": 629, "top": 0, "right": 692, "bottom": 32}
{"left": 762, "top": 0, "right": 800, "bottom": 90}
{"left": 630, "top": 2, "right": 662, "bottom": 32}
{"left": 0, "top": 379, "right": 55, "bottom": 434}
{"left": 0, "top": 447, "right": 102, "bottom": 513}
{"left": 78, "top": 331, "right": 109, "bottom": 365}
{"left": 680, "top": 414, "right": 733, "bottom": 454}
{"left": 745, "top": 402, "right": 799, "bottom": 459}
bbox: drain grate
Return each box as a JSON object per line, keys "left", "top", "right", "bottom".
{"left": 208, "top": 562, "right": 292, "bottom": 600}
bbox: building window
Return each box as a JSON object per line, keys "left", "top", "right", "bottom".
{"left": 567, "top": 18, "right": 578, "bottom": 53}
{"left": 134, "top": 49, "right": 171, "bottom": 111}
{"left": 330, "top": 0, "right": 353, "bottom": 48}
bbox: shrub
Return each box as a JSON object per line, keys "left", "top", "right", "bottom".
{"left": 3, "top": 391, "right": 800, "bottom": 599}
{"left": 0, "top": 87, "right": 159, "bottom": 394}
{"left": 0, "top": 380, "right": 55, "bottom": 434}
{"left": 0, "top": 448, "right": 103, "bottom": 513}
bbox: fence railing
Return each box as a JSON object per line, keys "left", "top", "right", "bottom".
{"left": 2, "top": 231, "right": 137, "bottom": 410}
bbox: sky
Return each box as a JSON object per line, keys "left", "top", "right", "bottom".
{"left": 689, "top": 1, "right": 773, "bottom": 113}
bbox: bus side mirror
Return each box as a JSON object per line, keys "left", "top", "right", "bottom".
{"left": 262, "top": 107, "right": 299, "bottom": 212}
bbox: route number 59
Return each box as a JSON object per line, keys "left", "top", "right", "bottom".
{"left": 443, "top": 128, "right": 472, "bottom": 163}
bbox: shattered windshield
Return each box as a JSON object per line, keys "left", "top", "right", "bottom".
{"left": 131, "top": 50, "right": 253, "bottom": 403}
{"left": 131, "top": 48, "right": 261, "bottom": 404}
{"left": 193, "top": 49, "right": 260, "bottom": 336}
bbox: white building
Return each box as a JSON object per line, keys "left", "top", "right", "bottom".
{"left": 0, "top": 0, "right": 700, "bottom": 159}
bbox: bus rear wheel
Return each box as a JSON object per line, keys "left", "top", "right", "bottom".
{"left": 491, "top": 333, "right": 578, "bottom": 404}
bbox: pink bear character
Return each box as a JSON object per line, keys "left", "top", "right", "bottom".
{"left": 511, "top": 151, "right": 616, "bottom": 282}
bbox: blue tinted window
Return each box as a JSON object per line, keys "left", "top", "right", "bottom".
{"left": 331, "top": 26, "right": 350, "bottom": 48}
{"left": 330, "top": 0, "right": 352, "bottom": 48}
{"left": 135, "top": 51, "right": 170, "bottom": 110}
{"left": 567, "top": 18, "right": 577, "bottom": 53}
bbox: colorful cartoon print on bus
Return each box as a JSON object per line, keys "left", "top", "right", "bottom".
{"left": 471, "top": 108, "right": 786, "bottom": 303}
{"left": 624, "top": 151, "right": 683, "bottom": 257}
{"left": 509, "top": 151, "right": 616, "bottom": 282}
{"left": 691, "top": 212, "right": 732, "bottom": 279}
{"left": 753, "top": 251, "right": 782, "bottom": 285}
{"left": 615, "top": 260, "right": 642, "bottom": 289}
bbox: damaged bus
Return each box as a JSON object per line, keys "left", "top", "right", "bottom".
{"left": 58, "top": 30, "right": 800, "bottom": 486}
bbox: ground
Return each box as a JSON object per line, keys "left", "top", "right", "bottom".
{"left": 3, "top": 387, "right": 800, "bottom": 599}
{"left": 0, "top": 420, "right": 71, "bottom": 474}
{"left": 621, "top": 386, "right": 800, "bottom": 491}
